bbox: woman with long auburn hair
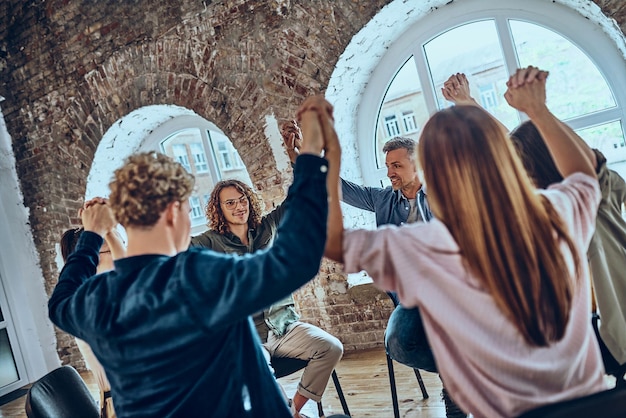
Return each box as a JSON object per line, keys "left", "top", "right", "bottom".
{"left": 324, "top": 67, "right": 608, "bottom": 417}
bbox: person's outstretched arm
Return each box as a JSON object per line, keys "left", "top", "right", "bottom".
{"left": 49, "top": 200, "right": 118, "bottom": 336}
{"left": 504, "top": 66, "right": 595, "bottom": 179}
{"left": 104, "top": 229, "right": 126, "bottom": 260}
{"left": 442, "top": 72, "right": 509, "bottom": 133}
{"left": 296, "top": 98, "right": 343, "bottom": 263}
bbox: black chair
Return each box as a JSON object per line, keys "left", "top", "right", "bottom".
{"left": 25, "top": 365, "right": 100, "bottom": 418}
{"left": 517, "top": 385, "right": 626, "bottom": 418}
{"left": 384, "top": 293, "right": 429, "bottom": 418}
{"left": 272, "top": 356, "right": 350, "bottom": 417}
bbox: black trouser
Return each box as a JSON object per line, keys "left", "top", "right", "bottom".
{"left": 591, "top": 313, "right": 626, "bottom": 382}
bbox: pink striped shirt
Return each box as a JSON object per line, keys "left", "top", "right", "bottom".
{"left": 343, "top": 173, "right": 607, "bottom": 417}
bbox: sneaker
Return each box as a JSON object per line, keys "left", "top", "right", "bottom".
{"left": 441, "top": 388, "right": 467, "bottom": 418}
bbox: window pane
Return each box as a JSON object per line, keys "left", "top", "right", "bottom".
{"left": 190, "top": 196, "right": 204, "bottom": 222}
{"left": 510, "top": 20, "right": 616, "bottom": 120}
{"left": 423, "top": 20, "right": 520, "bottom": 130}
{"left": 207, "top": 131, "right": 249, "bottom": 183}
{"left": 376, "top": 57, "right": 428, "bottom": 168}
{"left": 0, "top": 328, "right": 19, "bottom": 387}
{"left": 576, "top": 121, "right": 626, "bottom": 178}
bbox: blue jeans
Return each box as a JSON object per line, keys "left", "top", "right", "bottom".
{"left": 385, "top": 305, "right": 438, "bottom": 373}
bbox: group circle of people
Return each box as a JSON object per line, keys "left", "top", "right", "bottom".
{"left": 52, "top": 65, "right": 626, "bottom": 418}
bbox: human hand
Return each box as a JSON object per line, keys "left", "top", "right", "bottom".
{"left": 280, "top": 120, "right": 303, "bottom": 164}
{"left": 296, "top": 95, "right": 334, "bottom": 156}
{"left": 442, "top": 73, "right": 475, "bottom": 104}
{"left": 504, "top": 66, "right": 549, "bottom": 118}
{"left": 79, "top": 198, "right": 117, "bottom": 237}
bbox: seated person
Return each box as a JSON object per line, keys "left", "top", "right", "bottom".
{"left": 283, "top": 120, "right": 465, "bottom": 417}
{"left": 60, "top": 226, "right": 125, "bottom": 418}
{"left": 191, "top": 179, "right": 343, "bottom": 418}
{"left": 444, "top": 72, "right": 626, "bottom": 383}
{"left": 324, "top": 66, "right": 609, "bottom": 417}
{"left": 48, "top": 95, "right": 349, "bottom": 418}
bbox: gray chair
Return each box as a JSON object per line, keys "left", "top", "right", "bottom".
{"left": 25, "top": 365, "right": 99, "bottom": 418}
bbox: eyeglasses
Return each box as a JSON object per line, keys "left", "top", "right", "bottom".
{"left": 221, "top": 195, "right": 248, "bottom": 210}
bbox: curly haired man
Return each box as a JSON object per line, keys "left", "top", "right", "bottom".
{"left": 48, "top": 95, "right": 347, "bottom": 418}
{"left": 191, "top": 178, "right": 343, "bottom": 418}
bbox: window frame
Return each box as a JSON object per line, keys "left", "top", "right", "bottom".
{"left": 356, "top": 0, "right": 626, "bottom": 186}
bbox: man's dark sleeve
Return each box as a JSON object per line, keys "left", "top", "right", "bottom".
{"left": 181, "top": 154, "right": 330, "bottom": 327}
{"left": 48, "top": 231, "right": 102, "bottom": 336}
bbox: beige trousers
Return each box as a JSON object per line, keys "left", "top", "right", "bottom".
{"left": 75, "top": 338, "right": 116, "bottom": 418}
{"left": 262, "top": 321, "right": 343, "bottom": 402}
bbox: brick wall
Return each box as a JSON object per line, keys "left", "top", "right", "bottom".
{"left": 0, "top": 0, "right": 625, "bottom": 367}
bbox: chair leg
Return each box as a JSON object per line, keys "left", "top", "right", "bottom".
{"left": 317, "top": 400, "right": 324, "bottom": 417}
{"left": 413, "top": 368, "right": 429, "bottom": 399}
{"left": 331, "top": 370, "right": 351, "bottom": 416}
{"left": 387, "top": 353, "right": 401, "bottom": 418}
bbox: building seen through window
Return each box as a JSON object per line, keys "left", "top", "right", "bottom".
{"left": 157, "top": 125, "right": 251, "bottom": 235}
{"left": 369, "top": 1, "right": 626, "bottom": 187}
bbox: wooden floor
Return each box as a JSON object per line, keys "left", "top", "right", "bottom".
{"left": 0, "top": 347, "right": 447, "bottom": 418}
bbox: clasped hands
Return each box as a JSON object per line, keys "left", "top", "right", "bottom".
{"left": 283, "top": 95, "right": 339, "bottom": 161}
{"left": 79, "top": 197, "right": 117, "bottom": 238}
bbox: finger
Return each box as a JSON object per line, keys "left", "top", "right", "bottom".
{"left": 525, "top": 66, "right": 540, "bottom": 84}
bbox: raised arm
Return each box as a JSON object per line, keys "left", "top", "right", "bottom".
{"left": 49, "top": 201, "right": 118, "bottom": 335}
{"left": 443, "top": 72, "right": 509, "bottom": 133}
{"left": 442, "top": 73, "right": 478, "bottom": 106}
{"left": 504, "top": 66, "right": 596, "bottom": 179}
{"left": 296, "top": 97, "right": 344, "bottom": 263}
{"left": 104, "top": 228, "right": 126, "bottom": 260}
{"left": 281, "top": 119, "right": 303, "bottom": 165}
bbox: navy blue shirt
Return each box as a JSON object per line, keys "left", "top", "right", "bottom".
{"left": 49, "top": 155, "right": 329, "bottom": 418}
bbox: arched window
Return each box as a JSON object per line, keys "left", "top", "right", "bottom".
{"left": 142, "top": 114, "right": 251, "bottom": 235}
{"left": 355, "top": 0, "right": 626, "bottom": 187}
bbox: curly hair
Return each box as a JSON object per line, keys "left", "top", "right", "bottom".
{"left": 206, "top": 179, "right": 263, "bottom": 235}
{"left": 108, "top": 152, "right": 195, "bottom": 228}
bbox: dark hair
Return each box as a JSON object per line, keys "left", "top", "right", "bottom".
{"left": 382, "top": 137, "right": 417, "bottom": 162}
{"left": 60, "top": 227, "right": 84, "bottom": 262}
{"left": 206, "top": 179, "right": 263, "bottom": 235}
{"left": 510, "top": 121, "right": 563, "bottom": 189}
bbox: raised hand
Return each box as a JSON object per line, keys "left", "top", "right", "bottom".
{"left": 504, "top": 66, "right": 549, "bottom": 118}
{"left": 79, "top": 199, "right": 117, "bottom": 238}
{"left": 281, "top": 120, "right": 303, "bottom": 164}
{"left": 442, "top": 73, "right": 475, "bottom": 105}
{"left": 296, "top": 95, "right": 334, "bottom": 156}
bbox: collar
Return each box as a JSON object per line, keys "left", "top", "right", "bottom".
{"left": 394, "top": 185, "right": 426, "bottom": 203}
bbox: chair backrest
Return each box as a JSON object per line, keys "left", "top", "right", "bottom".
{"left": 517, "top": 386, "right": 626, "bottom": 418}
{"left": 271, "top": 357, "right": 309, "bottom": 379}
{"left": 25, "top": 365, "right": 100, "bottom": 418}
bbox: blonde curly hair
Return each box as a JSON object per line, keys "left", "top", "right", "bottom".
{"left": 206, "top": 179, "right": 263, "bottom": 235}
{"left": 109, "top": 152, "right": 195, "bottom": 227}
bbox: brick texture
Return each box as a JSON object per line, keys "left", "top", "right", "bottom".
{"left": 0, "top": 0, "right": 624, "bottom": 368}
